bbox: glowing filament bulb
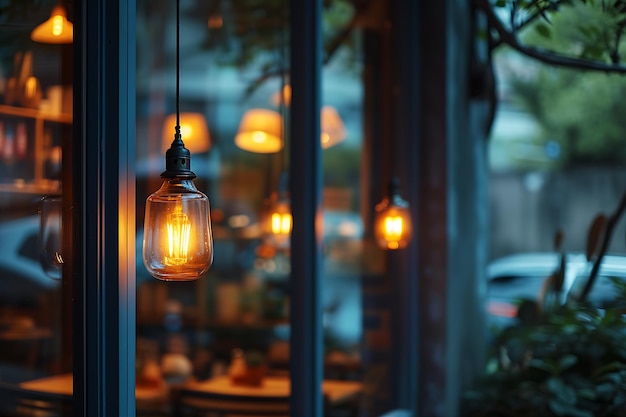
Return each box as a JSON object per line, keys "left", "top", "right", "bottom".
{"left": 165, "top": 207, "right": 191, "bottom": 266}
{"left": 271, "top": 212, "right": 292, "bottom": 235}
{"left": 384, "top": 216, "right": 404, "bottom": 241}
{"left": 374, "top": 177, "right": 413, "bottom": 250}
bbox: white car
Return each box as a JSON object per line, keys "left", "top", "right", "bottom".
{"left": 486, "top": 252, "right": 626, "bottom": 330}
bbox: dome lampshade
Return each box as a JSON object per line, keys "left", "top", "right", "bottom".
{"left": 321, "top": 106, "right": 347, "bottom": 149}
{"left": 31, "top": 5, "right": 73, "bottom": 44}
{"left": 234, "top": 109, "right": 283, "bottom": 153}
{"left": 162, "top": 112, "right": 210, "bottom": 154}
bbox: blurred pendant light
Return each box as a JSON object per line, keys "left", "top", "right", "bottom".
{"left": 320, "top": 106, "right": 347, "bottom": 149}
{"left": 161, "top": 112, "right": 211, "bottom": 154}
{"left": 143, "top": 0, "right": 213, "bottom": 281}
{"left": 234, "top": 108, "right": 283, "bottom": 153}
{"left": 374, "top": 176, "right": 413, "bottom": 250}
{"left": 271, "top": 85, "right": 346, "bottom": 149}
{"left": 263, "top": 172, "right": 292, "bottom": 249}
{"left": 31, "top": 5, "right": 73, "bottom": 44}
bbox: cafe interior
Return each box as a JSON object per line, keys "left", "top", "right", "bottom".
{"left": 0, "top": 0, "right": 486, "bottom": 416}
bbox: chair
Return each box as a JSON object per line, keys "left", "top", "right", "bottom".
{"left": 172, "top": 386, "right": 290, "bottom": 417}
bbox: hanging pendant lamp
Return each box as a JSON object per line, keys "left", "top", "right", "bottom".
{"left": 262, "top": 172, "right": 292, "bottom": 249}
{"left": 374, "top": 176, "right": 413, "bottom": 250}
{"left": 31, "top": 5, "right": 73, "bottom": 44}
{"left": 142, "top": 0, "right": 213, "bottom": 281}
{"left": 234, "top": 109, "right": 283, "bottom": 153}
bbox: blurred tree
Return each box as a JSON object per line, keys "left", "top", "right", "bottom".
{"left": 476, "top": 0, "right": 626, "bottom": 165}
{"left": 506, "top": 62, "right": 626, "bottom": 166}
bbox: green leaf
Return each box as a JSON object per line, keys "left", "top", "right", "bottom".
{"left": 577, "top": 387, "right": 597, "bottom": 400}
{"left": 549, "top": 402, "right": 594, "bottom": 417}
{"left": 535, "top": 22, "right": 552, "bottom": 39}
{"left": 558, "top": 354, "right": 578, "bottom": 372}
{"left": 528, "top": 358, "right": 554, "bottom": 373}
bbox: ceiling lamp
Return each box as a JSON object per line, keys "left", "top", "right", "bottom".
{"left": 143, "top": 0, "right": 213, "bottom": 281}
{"left": 161, "top": 112, "right": 211, "bottom": 154}
{"left": 31, "top": 5, "right": 73, "bottom": 44}
{"left": 234, "top": 109, "right": 283, "bottom": 153}
{"left": 374, "top": 176, "right": 413, "bottom": 250}
{"left": 321, "top": 106, "right": 347, "bottom": 149}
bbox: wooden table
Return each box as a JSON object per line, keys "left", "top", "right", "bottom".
{"left": 19, "top": 373, "right": 169, "bottom": 404}
{"left": 183, "top": 375, "right": 363, "bottom": 405}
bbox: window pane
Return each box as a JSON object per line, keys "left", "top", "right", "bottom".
{"left": 136, "top": 1, "right": 414, "bottom": 416}
{"left": 136, "top": 1, "right": 293, "bottom": 416}
{"left": 486, "top": 17, "right": 626, "bottom": 361}
{"left": 0, "top": 1, "right": 73, "bottom": 415}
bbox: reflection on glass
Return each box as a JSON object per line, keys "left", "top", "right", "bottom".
{"left": 39, "top": 195, "right": 63, "bottom": 279}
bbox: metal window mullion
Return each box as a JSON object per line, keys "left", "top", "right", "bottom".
{"left": 76, "top": 0, "right": 135, "bottom": 416}
{"left": 289, "top": 0, "right": 323, "bottom": 415}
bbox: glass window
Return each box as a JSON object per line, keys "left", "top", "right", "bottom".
{"left": 0, "top": 1, "right": 74, "bottom": 414}
{"left": 135, "top": 1, "right": 415, "bottom": 416}
{"left": 485, "top": 0, "right": 626, "bottom": 356}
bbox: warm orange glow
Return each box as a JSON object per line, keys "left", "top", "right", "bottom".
{"left": 374, "top": 192, "right": 413, "bottom": 250}
{"left": 52, "top": 15, "right": 63, "bottom": 35}
{"left": 208, "top": 14, "right": 223, "bottom": 29}
{"left": 165, "top": 206, "right": 191, "bottom": 266}
{"left": 25, "top": 77, "right": 38, "bottom": 98}
{"left": 321, "top": 106, "right": 347, "bottom": 148}
{"left": 271, "top": 212, "right": 292, "bottom": 235}
{"left": 235, "top": 109, "right": 283, "bottom": 153}
{"left": 31, "top": 6, "right": 73, "bottom": 44}
{"left": 383, "top": 216, "right": 404, "bottom": 242}
{"left": 162, "top": 113, "right": 211, "bottom": 154}
{"left": 263, "top": 194, "right": 291, "bottom": 249}
{"left": 143, "top": 179, "right": 213, "bottom": 281}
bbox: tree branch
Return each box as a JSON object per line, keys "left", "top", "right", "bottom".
{"left": 473, "top": 0, "right": 626, "bottom": 73}
{"left": 577, "top": 190, "right": 626, "bottom": 302}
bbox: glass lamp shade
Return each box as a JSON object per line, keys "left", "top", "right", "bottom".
{"left": 374, "top": 183, "right": 413, "bottom": 250}
{"left": 31, "top": 5, "right": 73, "bottom": 44}
{"left": 321, "top": 106, "right": 347, "bottom": 149}
{"left": 234, "top": 109, "right": 283, "bottom": 153}
{"left": 262, "top": 193, "right": 292, "bottom": 249}
{"left": 39, "top": 195, "right": 63, "bottom": 279}
{"left": 162, "top": 113, "right": 211, "bottom": 154}
{"left": 143, "top": 178, "right": 213, "bottom": 281}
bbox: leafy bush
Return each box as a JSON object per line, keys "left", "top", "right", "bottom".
{"left": 464, "top": 293, "right": 626, "bottom": 417}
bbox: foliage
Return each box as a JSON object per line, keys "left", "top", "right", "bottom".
{"left": 199, "top": 0, "right": 359, "bottom": 97}
{"left": 465, "top": 197, "right": 626, "bottom": 416}
{"left": 492, "top": 1, "right": 626, "bottom": 166}
{"left": 464, "top": 302, "right": 626, "bottom": 417}
{"left": 476, "top": 0, "right": 626, "bottom": 72}
{"left": 503, "top": 62, "right": 626, "bottom": 165}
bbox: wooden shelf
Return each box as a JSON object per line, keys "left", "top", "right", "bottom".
{"left": 0, "top": 104, "right": 72, "bottom": 124}
{"left": 0, "top": 181, "right": 61, "bottom": 195}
